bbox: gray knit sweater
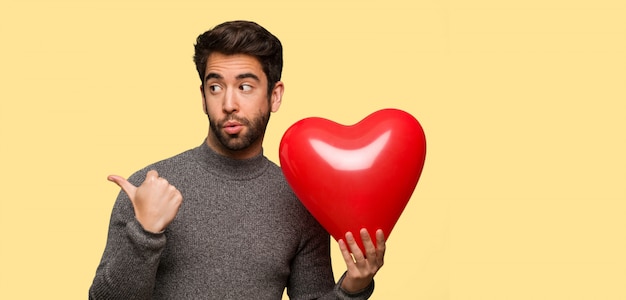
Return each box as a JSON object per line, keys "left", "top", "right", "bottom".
{"left": 89, "top": 141, "right": 374, "bottom": 299}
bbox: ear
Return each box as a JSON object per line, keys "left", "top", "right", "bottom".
{"left": 270, "top": 81, "right": 284, "bottom": 113}
{"left": 200, "top": 85, "right": 208, "bottom": 115}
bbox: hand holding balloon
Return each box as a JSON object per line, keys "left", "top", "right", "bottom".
{"left": 339, "top": 229, "right": 386, "bottom": 293}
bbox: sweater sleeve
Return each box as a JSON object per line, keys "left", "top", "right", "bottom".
{"left": 89, "top": 174, "right": 166, "bottom": 300}
{"left": 329, "top": 272, "right": 375, "bottom": 300}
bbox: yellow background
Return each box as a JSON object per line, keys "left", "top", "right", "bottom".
{"left": 1, "top": 0, "right": 624, "bottom": 299}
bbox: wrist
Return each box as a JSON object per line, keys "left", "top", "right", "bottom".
{"left": 135, "top": 217, "right": 166, "bottom": 234}
{"left": 339, "top": 273, "right": 374, "bottom": 295}
{"left": 341, "top": 279, "right": 369, "bottom": 294}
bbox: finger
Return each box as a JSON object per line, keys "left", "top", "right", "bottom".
{"left": 168, "top": 185, "right": 184, "bottom": 205}
{"left": 345, "top": 231, "right": 365, "bottom": 262}
{"left": 107, "top": 175, "right": 137, "bottom": 199}
{"left": 375, "top": 229, "right": 386, "bottom": 266}
{"left": 338, "top": 239, "right": 357, "bottom": 268}
{"left": 359, "top": 228, "right": 377, "bottom": 260}
{"left": 145, "top": 169, "right": 159, "bottom": 181}
{"left": 376, "top": 229, "right": 386, "bottom": 252}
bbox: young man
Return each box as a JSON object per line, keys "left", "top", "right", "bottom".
{"left": 89, "top": 20, "right": 386, "bottom": 299}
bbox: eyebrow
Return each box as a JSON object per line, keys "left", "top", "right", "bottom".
{"left": 204, "top": 72, "right": 260, "bottom": 83}
{"left": 205, "top": 73, "right": 223, "bottom": 82}
{"left": 236, "top": 73, "right": 260, "bottom": 82}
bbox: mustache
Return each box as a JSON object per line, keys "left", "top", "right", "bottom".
{"left": 218, "top": 115, "right": 250, "bottom": 126}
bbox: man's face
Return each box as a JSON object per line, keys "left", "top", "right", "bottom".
{"left": 201, "top": 52, "right": 283, "bottom": 159}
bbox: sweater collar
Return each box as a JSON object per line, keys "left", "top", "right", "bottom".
{"left": 195, "top": 140, "right": 270, "bottom": 180}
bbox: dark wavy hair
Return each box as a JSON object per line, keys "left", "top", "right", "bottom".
{"left": 193, "top": 21, "right": 283, "bottom": 99}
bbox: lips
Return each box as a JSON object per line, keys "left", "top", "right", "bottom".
{"left": 223, "top": 120, "right": 243, "bottom": 135}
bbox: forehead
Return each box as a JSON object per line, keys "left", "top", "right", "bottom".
{"left": 204, "top": 53, "right": 265, "bottom": 80}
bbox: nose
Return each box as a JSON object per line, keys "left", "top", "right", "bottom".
{"left": 222, "top": 88, "right": 239, "bottom": 113}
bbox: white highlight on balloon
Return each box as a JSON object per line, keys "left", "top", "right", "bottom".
{"left": 309, "top": 130, "right": 391, "bottom": 171}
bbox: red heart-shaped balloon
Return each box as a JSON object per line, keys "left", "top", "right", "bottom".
{"left": 279, "top": 109, "right": 426, "bottom": 252}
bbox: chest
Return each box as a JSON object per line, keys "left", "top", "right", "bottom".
{"left": 158, "top": 178, "right": 304, "bottom": 281}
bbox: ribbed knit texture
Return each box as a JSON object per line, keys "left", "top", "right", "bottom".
{"left": 89, "top": 141, "right": 374, "bottom": 299}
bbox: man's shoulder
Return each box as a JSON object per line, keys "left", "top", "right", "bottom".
{"left": 126, "top": 145, "right": 201, "bottom": 184}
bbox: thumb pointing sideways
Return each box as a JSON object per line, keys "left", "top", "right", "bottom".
{"left": 107, "top": 170, "right": 161, "bottom": 200}
{"left": 107, "top": 174, "right": 138, "bottom": 200}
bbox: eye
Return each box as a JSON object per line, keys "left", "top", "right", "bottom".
{"left": 240, "top": 84, "right": 252, "bottom": 92}
{"left": 208, "top": 84, "right": 222, "bottom": 93}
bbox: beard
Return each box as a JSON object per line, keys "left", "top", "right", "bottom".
{"left": 209, "top": 110, "right": 271, "bottom": 151}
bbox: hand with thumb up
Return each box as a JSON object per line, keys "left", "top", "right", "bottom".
{"left": 108, "top": 170, "right": 183, "bottom": 233}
